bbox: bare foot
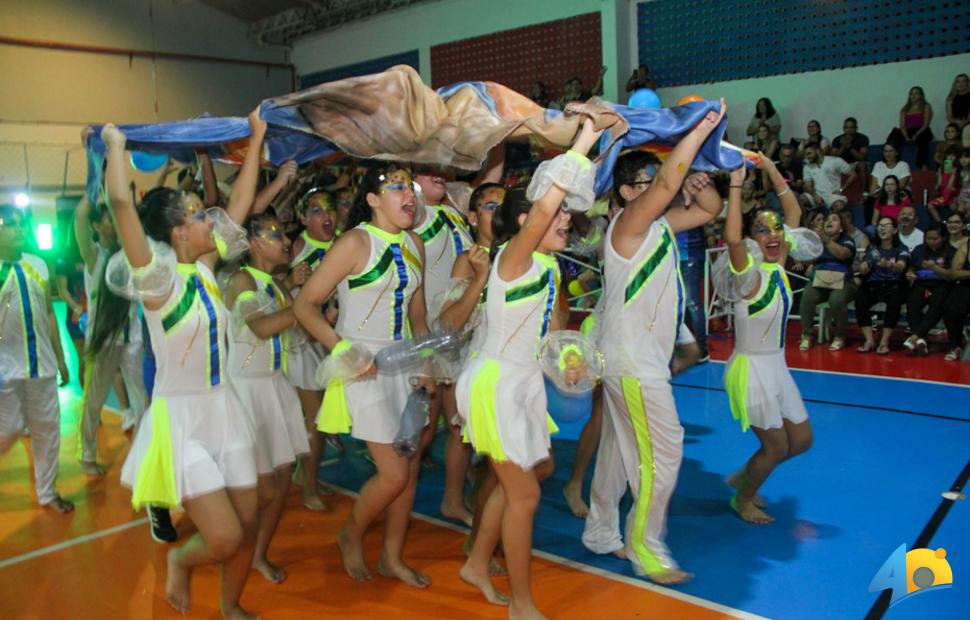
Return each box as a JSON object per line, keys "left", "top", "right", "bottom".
{"left": 377, "top": 554, "right": 430, "bottom": 589}
{"left": 612, "top": 548, "right": 628, "bottom": 560}
{"left": 337, "top": 527, "right": 371, "bottom": 581}
{"left": 45, "top": 495, "right": 75, "bottom": 514}
{"left": 80, "top": 460, "right": 106, "bottom": 477}
{"left": 647, "top": 568, "right": 694, "bottom": 585}
{"left": 730, "top": 494, "right": 775, "bottom": 524}
{"left": 726, "top": 473, "right": 766, "bottom": 508}
{"left": 221, "top": 605, "right": 262, "bottom": 620}
{"left": 508, "top": 602, "right": 549, "bottom": 620}
{"left": 463, "top": 537, "right": 507, "bottom": 576}
{"left": 459, "top": 561, "right": 508, "bottom": 606}
{"left": 302, "top": 486, "right": 330, "bottom": 512}
{"left": 440, "top": 500, "right": 474, "bottom": 527}
{"left": 252, "top": 557, "right": 287, "bottom": 584}
{"left": 316, "top": 481, "right": 335, "bottom": 497}
{"left": 166, "top": 549, "right": 192, "bottom": 613}
{"left": 562, "top": 481, "right": 589, "bottom": 518}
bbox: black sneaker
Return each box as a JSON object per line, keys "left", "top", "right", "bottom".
{"left": 148, "top": 505, "right": 177, "bottom": 543}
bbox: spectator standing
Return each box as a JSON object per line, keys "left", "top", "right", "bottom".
{"left": 746, "top": 98, "right": 781, "bottom": 139}
{"left": 625, "top": 64, "right": 656, "bottom": 92}
{"left": 802, "top": 144, "right": 855, "bottom": 212}
{"left": 889, "top": 86, "right": 934, "bottom": 170}
{"left": 945, "top": 73, "right": 969, "bottom": 145}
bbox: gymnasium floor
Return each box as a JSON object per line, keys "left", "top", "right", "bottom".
{"left": 1, "top": 307, "right": 967, "bottom": 619}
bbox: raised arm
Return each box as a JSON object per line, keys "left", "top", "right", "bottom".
{"left": 199, "top": 152, "right": 219, "bottom": 207}
{"left": 224, "top": 109, "right": 268, "bottom": 225}
{"left": 614, "top": 99, "right": 727, "bottom": 247}
{"left": 102, "top": 125, "right": 152, "bottom": 270}
{"left": 759, "top": 155, "right": 801, "bottom": 228}
{"left": 438, "top": 247, "right": 489, "bottom": 332}
{"left": 252, "top": 160, "right": 297, "bottom": 215}
{"left": 725, "top": 166, "right": 750, "bottom": 272}
{"left": 471, "top": 143, "right": 506, "bottom": 187}
{"left": 498, "top": 118, "right": 602, "bottom": 281}
{"left": 663, "top": 172, "right": 722, "bottom": 233}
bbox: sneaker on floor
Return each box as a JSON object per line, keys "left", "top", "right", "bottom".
{"left": 148, "top": 506, "right": 177, "bottom": 543}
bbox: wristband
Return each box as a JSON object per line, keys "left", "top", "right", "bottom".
{"left": 776, "top": 187, "right": 791, "bottom": 197}
{"left": 729, "top": 185, "right": 744, "bottom": 189}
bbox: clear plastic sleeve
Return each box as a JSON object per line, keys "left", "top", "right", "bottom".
{"left": 105, "top": 239, "right": 177, "bottom": 301}
{"left": 430, "top": 277, "right": 481, "bottom": 334}
{"left": 537, "top": 330, "right": 605, "bottom": 395}
{"left": 209, "top": 207, "right": 248, "bottom": 263}
{"left": 230, "top": 290, "right": 274, "bottom": 347}
{"left": 711, "top": 240, "right": 762, "bottom": 303}
{"left": 784, "top": 225, "right": 824, "bottom": 262}
{"left": 526, "top": 150, "right": 596, "bottom": 213}
{"left": 314, "top": 341, "right": 374, "bottom": 388}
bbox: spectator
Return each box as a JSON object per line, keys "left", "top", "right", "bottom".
{"left": 754, "top": 124, "right": 779, "bottom": 160}
{"left": 855, "top": 217, "right": 910, "bottom": 355}
{"left": 746, "top": 98, "right": 781, "bottom": 139}
{"left": 870, "top": 142, "right": 912, "bottom": 194}
{"left": 902, "top": 225, "right": 955, "bottom": 356}
{"left": 946, "top": 211, "right": 969, "bottom": 253}
{"left": 766, "top": 144, "right": 811, "bottom": 211}
{"left": 799, "top": 212, "right": 857, "bottom": 351}
{"left": 556, "top": 67, "right": 606, "bottom": 108}
{"left": 942, "top": 241, "right": 970, "bottom": 361}
{"left": 795, "top": 119, "right": 830, "bottom": 158}
{"left": 839, "top": 209, "right": 869, "bottom": 251}
{"left": 929, "top": 147, "right": 961, "bottom": 221}
{"left": 625, "top": 64, "right": 656, "bottom": 92}
{"left": 956, "top": 148, "right": 970, "bottom": 218}
{"left": 887, "top": 86, "right": 934, "bottom": 170}
{"left": 945, "top": 73, "right": 969, "bottom": 144}
{"left": 897, "top": 205, "right": 924, "bottom": 250}
{"left": 802, "top": 144, "right": 855, "bottom": 212}
{"left": 830, "top": 117, "right": 870, "bottom": 194}
{"left": 529, "top": 81, "right": 551, "bottom": 108}
{"left": 871, "top": 175, "right": 913, "bottom": 225}
{"left": 934, "top": 123, "right": 962, "bottom": 168}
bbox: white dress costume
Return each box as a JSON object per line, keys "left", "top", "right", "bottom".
{"left": 77, "top": 245, "right": 149, "bottom": 463}
{"left": 0, "top": 254, "right": 63, "bottom": 506}
{"left": 285, "top": 230, "right": 333, "bottom": 391}
{"left": 113, "top": 241, "right": 257, "bottom": 509}
{"left": 583, "top": 215, "right": 687, "bottom": 577}
{"left": 316, "top": 224, "right": 424, "bottom": 444}
{"left": 713, "top": 229, "right": 822, "bottom": 430}
{"left": 413, "top": 203, "right": 473, "bottom": 324}
{"left": 229, "top": 266, "right": 310, "bottom": 474}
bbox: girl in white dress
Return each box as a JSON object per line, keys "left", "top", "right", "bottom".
{"left": 227, "top": 212, "right": 310, "bottom": 583}
{"left": 294, "top": 163, "right": 436, "bottom": 589}
{"left": 718, "top": 157, "right": 822, "bottom": 524}
{"left": 103, "top": 109, "right": 264, "bottom": 619}
{"left": 456, "top": 119, "right": 601, "bottom": 619}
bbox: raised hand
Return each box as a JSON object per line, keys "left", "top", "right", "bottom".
{"left": 100, "top": 124, "right": 126, "bottom": 149}
{"left": 467, "top": 245, "right": 490, "bottom": 280}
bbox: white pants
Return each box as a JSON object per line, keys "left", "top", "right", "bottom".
{"left": 582, "top": 377, "right": 684, "bottom": 576}
{"left": 79, "top": 342, "right": 149, "bottom": 463}
{"left": 0, "top": 377, "right": 62, "bottom": 505}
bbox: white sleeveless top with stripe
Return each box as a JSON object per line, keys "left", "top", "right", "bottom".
{"left": 229, "top": 266, "right": 289, "bottom": 378}
{"left": 413, "top": 204, "right": 472, "bottom": 318}
{"left": 733, "top": 262, "right": 792, "bottom": 355}
{"left": 0, "top": 254, "right": 57, "bottom": 381}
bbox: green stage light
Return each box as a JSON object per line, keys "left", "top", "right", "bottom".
{"left": 36, "top": 223, "right": 53, "bottom": 250}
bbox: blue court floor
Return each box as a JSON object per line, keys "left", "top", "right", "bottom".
{"left": 319, "top": 362, "right": 968, "bottom": 620}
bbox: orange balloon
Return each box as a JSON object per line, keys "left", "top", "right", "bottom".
{"left": 677, "top": 94, "right": 704, "bottom": 105}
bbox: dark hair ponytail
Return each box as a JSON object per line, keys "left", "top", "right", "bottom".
{"left": 488, "top": 188, "right": 531, "bottom": 260}
{"left": 346, "top": 162, "right": 404, "bottom": 231}
{"left": 85, "top": 206, "right": 131, "bottom": 360}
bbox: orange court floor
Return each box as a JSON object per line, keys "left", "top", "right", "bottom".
{"left": 0, "top": 395, "right": 753, "bottom": 620}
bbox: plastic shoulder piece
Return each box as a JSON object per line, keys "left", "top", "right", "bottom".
{"left": 431, "top": 277, "right": 481, "bottom": 333}
{"left": 229, "top": 287, "right": 274, "bottom": 346}
{"left": 526, "top": 150, "right": 596, "bottom": 213}
{"left": 711, "top": 240, "right": 762, "bottom": 302}
{"left": 537, "top": 330, "right": 605, "bottom": 395}
{"left": 784, "top": 225, "right": 824, "bottom": 262}
{"left": 314, "top": 340, "right": 374, "bottom": 388}
{"left": 208, "top": 207, "right": 248, "bottom": 263}
{"left": 105, "top": 239, "right": 177, "bottom": 301}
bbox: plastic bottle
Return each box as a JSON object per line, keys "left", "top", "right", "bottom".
{"left": 393, "top": 388, "right": 430, "bottom": 457}
{"left": 375, "top": 329, "right": 465, "bottom": 374}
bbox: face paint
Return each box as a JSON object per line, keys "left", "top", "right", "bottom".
{"left": 481, "top": 201, "right": 500, "bottom": 212}
{"left": 378, "top": 169, "right": 414, "bottom": 194}
{"left": 751, "top": 210, "right": 783, "bottom": 236}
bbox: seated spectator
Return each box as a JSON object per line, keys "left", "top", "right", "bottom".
{"left": 802, "top": 144, "right": 855, "bottom": 211}
{"left": 766, "top": 144, "right": 812, "bottom": 211}
{"left": 946, "top": 211, "right": 969, "bottom": 253}
{"left": 956, "top": 148, "right": 970, "bottom": 218}
{"left": 855, "top": 217, "right": 910, "bottom": 354}
{"left": 930, "top": 147, "right": 961, "bottom": 221}
{"left": 746, "top": 98, "right": 781, "bottom": 139}
{"left": 871, "top": 175, "right": 913, "bottom": 225}
{"left": 830, "top": 117, "right": 870, "bottom": 193}
{"left": 945, "top": 73, "right": 969, "bottom": 145}
{"left": 887, "top": 86, "right": 934, "bottom": 170}
{"left": 870, "top": 142, "right": 912, "bottom": 194}
{"left": 625, "top": 64, "right": 656, "bottom": 92}
{"left": 943, "top": 241, "right": 970, "bottom": 361}
{"left": 934, "top": 123, "right": 962, "bottom": 168}
{"left": 556, "top": 68, "right": 606, "bottom": 108}
{"left": 753, "top": 124, "right": 779, "bottom": 160}
{"left": 529, "top": 81, "right": 550, "bottom": 108}
{"left": 795, "top": 119, "right": 830, "bottom": 158}
{"left": 902, "top": 225, "right": 955, "bottom": 356}
{"left": 799, "top": 212, "right": 857, "bottom": 351}
{"left": 839, "top": 209, "right": 869, "bottom": 251}
{"left": 897, "top": 204, "right": 924, "bottom": 250}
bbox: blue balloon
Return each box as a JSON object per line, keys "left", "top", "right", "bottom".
{"left": 628, "top": 88, "right": 662, "bottom": 109}
{"left": 544, "top": 376, "right": 593, "bottom": 423}
{"left": 130, "top": 151, "right": 169, "bottom": 172}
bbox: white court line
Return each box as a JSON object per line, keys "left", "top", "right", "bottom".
{"left": 325, "top": 482, "right": 768, "bottom": 620}
{"left": 703, "top": 358, "right": 970, "bottom": 389}
{"left": 0, "top": 517, "right": 149, "bottom": 569}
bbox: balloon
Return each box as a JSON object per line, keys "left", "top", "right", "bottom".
{"left": 129, "top": 151, "right": 169, "bottom": 172}
{"left": 628, "top": 88, "right": 662, "bottom": 109}
{"left": 544, "top": 376, "right": 593, "bottom": 423}
{"left": 677, "top": 94, "right": 704, "bottom": 105}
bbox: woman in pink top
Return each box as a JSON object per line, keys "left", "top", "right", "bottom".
{"left": 871, "top": 175, "right": 913, "bottom": 225}
{"left": 891, "top": 86, "right": 934, "bottom": 170}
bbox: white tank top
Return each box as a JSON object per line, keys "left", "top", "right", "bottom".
{"left": 479, "top": 248, "right": 560, "bottom": 365}
{"left": 413, "top": 204, "right": 472, "bottom": 313}
{"left": 733, "top": 261, "right": 792, "bottom": 355}
{"left": 229, "top": 266, "right": 288, "bottom": 378}
{"left": 334, "top": 224, "right": 423, "bottom": 349}
{"left": 145, "top": 261, "right": 228, "bottom": 396}
{"left": 600, "top": 216, "right": 685, "bottom": 382}
{"left": 0, "top": 254, "right": 58, "bottom": 380}
{"left": 290, "top": 230, "right": 334, "bottom": 272}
